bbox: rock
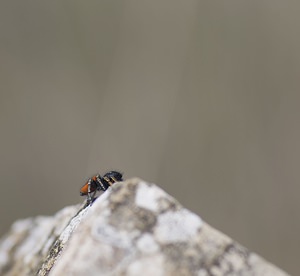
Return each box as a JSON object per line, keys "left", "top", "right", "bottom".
{"left": 0, "top": 178, "right": 290, "bottom": 276}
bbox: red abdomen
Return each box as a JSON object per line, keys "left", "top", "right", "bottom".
{"left": 80, "top": 179, "right": 97, "bottom": 195}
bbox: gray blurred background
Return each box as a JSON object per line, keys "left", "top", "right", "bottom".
{"left": 0, "top": 1, "right": 299, "bottom": 274}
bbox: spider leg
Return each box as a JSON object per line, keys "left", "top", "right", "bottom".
{"left": 87, "top": 179, "right": 95, "bottom": 204}
{"left": 111, "top": 176, "right": 117, "bottom": 183}
{"left": 103, "top": 176, "right": 113, "bottom": 186}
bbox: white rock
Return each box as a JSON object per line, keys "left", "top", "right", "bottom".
{"left": 0, "top": 178, "right": 290, "bottom": 276}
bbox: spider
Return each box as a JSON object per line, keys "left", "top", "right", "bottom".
{"left": 80, "top": 171, "right": 123, "bottom": 204}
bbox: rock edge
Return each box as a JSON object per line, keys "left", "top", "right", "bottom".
{"left": 0, "top": 178, "right": 290, "bottom": 276}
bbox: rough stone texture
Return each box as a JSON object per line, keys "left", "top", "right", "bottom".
{"left": 0, "top": 178, "right": 290, "bottom": 276}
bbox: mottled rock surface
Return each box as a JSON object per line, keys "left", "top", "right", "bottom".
{"left": 0, "top": 178, "right": 290, "bottom": 276}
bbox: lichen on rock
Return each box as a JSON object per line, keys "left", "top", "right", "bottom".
{"left": 0, "top": 178, "right": 290, "bottom": 276}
